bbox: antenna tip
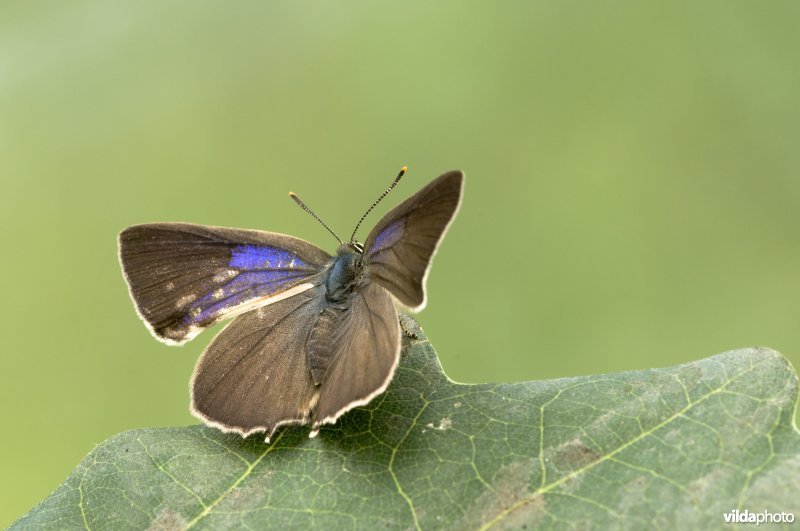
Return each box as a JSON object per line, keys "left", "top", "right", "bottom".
{"left": 400, "top": 165, "right": 408, "bottom": 174}
{"left": 289, "top": 192, "right": 303, "bottom": 206}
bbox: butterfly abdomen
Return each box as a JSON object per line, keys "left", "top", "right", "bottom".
{"left": 306, "top": 306, "right": 341, "bottom": 385}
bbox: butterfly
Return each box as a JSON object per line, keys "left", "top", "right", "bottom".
{"left": 118, "top": 168, "right": 464, "bottom": 441}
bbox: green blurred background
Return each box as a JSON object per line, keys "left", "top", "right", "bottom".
{"left": 2, "top": 1, "right": 799, "bottom": 525}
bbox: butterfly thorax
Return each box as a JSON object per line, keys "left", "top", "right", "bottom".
{"left": 324, "top": 244, "right": 363, "bottom": 304}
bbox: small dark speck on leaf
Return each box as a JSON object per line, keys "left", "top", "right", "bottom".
{"left": 552, "top": 440, "right": 600, "bottom": 469}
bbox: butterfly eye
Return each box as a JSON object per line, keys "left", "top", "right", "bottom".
{"left": 353, "top": 242, "right": 364, "bottom": 253}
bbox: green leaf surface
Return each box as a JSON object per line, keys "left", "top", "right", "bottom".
{"left": 13, "top": 318, "right": 800, "bottom": 529}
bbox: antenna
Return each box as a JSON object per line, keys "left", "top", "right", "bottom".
{"left": 350, "top": 166, "right": 406, "bottom": 242}
{"left": 289, "top": 192, "right": 343, "bottom": 244}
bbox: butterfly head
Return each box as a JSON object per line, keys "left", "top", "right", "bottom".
{"left": 336, "top": 241, "right": 364, "bottom": 258}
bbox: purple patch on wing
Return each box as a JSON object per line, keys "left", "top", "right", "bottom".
{"left": 370, "top": 219, "right": 405, "bottom": 254}
{"left": 229, "top": 245, "right": 309, "bottom": 270}
{"left": 183, "top": 269, "right": 310, "bottom": 325}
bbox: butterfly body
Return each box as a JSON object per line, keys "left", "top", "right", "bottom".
{"left": 307, "top": 244, "right": 365, "bottom": 385}
{"left": 119, "top": 170, "right": 463, "bottom": 440}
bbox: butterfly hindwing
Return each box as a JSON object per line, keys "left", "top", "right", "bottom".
{"left": 118, "top": 223, "right": 331, "bottom": 345}
{"left": 313, "top": 282, "right": 401, "bottom": 430}
{"left": 190, "top": 286, "right": 325, "bottom": 438}
{"left": 363, "top": 170, "right": 463, "bottom": 310}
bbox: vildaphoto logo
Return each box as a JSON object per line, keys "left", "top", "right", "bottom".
{"left": 723, "top": 509, "right": 795, "bottom": 525}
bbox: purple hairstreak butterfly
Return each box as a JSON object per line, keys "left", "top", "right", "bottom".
{"left": 119, "top": 168, "right": 463, "bottom": 441}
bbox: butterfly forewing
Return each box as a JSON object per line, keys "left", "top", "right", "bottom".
{"left": 119, "top": 223, "right": 331, "bottom": 345}
{"left": 363, "top": 170, "right": 463, "bottom": 310}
